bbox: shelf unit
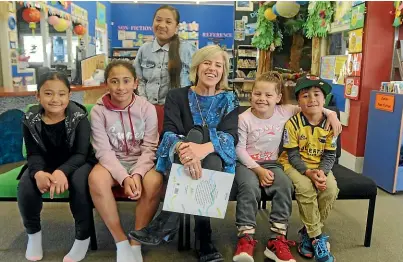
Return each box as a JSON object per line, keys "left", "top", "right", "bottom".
{"left": 363, "top": 91, "right": 403, "bottom": 193}
{"left": 110, "top": 47, "right": 139, "bottom": 61}
{"left": 236, "top": 45, "right": 257, "bottom": 79}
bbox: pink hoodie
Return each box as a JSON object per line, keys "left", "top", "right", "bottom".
{"left": 90, "top": 93, "right": 159, "bottom": 186}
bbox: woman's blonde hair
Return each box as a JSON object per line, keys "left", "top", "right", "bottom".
{"left": 189, "top": 45, "right": 229, "bottom": 90}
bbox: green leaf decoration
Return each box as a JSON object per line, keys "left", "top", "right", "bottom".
{"left": 252, "top": 5, "right": 275, "bottom": 50}
{"left": 303, "top": 1, "right": 334, "bottom": 38}
{"left": 252, "top": 4, "right": 284, "bottom": 50}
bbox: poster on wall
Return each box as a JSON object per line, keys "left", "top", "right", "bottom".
{"left": 347, "top": 53, "right": 362, "bottom": 76}
{"left": 353, "top": 1, "right": 365, "bottom": 6}
{"left": 236, "top": 1, "right": 254, "bottom": 11}
{"left": 320, "top": 56, "right": 336, "bottom": 80}
{"left": 350, "top": 3, "right": 365, "bottom": 30}
{"left": 118, "top": 30, "right": 126, "bottom": 40}
{"left": 178, "top": 21, "right": 199, "bottom": 48}
{"left": 333, "top": 1, "right": 352, "bottom": 26}
{"left": 96, "top": 2, "right": 106, "bottom": 29}
{"left": 235, "top": 20, "right": 245, "bottom": 31}
{"left": 71, "top": 3, "right": 87, "bottom": 21}
{"left": 125, "top": 31, "right": 136, "bottom": 40}
{"left": 234, "top": 31, "right": 245, "bottom": 41}
{"left": 345, "top": 76, "right": 361, "bottom": 100}
{"left": 122, "top": 40, "right": 133, "bottom": 48}
{"left": 348, "top": 28, "right": 363, "bottom": 53}
{"left": 335, "top": 55, "right": 348, "bottom": 84}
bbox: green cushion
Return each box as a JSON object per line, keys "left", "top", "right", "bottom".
{"left": 2, "top": 103, "right": 95, "bottom": 199}
{"left": 0, "top": 165, "right": 23, "bottom": 198}
{"left": 0, "top": 165, "right": 69, "bottom": 199}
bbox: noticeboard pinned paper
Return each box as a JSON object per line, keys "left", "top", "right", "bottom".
{"left": 163, "top": 163, "right": 234, "bottom": 219}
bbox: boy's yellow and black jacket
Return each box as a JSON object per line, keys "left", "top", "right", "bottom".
{"left": 278, "top": 112, "right": 337, "bottom": 175}
{"left": 18, "top": 101, "right": 96, "bottom": 179}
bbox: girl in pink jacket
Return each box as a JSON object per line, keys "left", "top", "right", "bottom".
{"left": 88, "top": 60, "right": 163, "bottom": 262}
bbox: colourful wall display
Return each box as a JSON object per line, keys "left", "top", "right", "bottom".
{"left": 348, "top": 28, "right": 363, "bottom": 53}
{"left": 347, "top": 53, "right": 362, "bottom": 77}
{"left": 320, "top": 56, "right": 336, "bottom": 80}
{"left": 96, "top": 2, "right": 106, "bottom": 30}
{"left": 345, "top": 76, "right": 361, "bottom": 100}
{"left": 350, "top": 3, "right": 365, "bottom": 30}
{"left": 333, "top": 1, "right": 352, "bottom": 26}
{"left": 111, "top": 3, "right": 234, "bottom": 49}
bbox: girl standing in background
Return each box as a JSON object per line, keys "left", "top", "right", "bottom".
{"left": 134, "top": 5, "right": 196, "bottom": 133}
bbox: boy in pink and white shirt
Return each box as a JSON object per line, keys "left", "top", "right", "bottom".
{"left": 232, "top": 72, "right": 342, "bottom": 262}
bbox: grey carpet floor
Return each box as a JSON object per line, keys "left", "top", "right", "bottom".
{"left": 0, "top": 189, "right": 402, "bottom": 262}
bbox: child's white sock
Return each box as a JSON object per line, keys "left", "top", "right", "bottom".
{"left": 116, "top": 240, "right": 135, "bottom": 262}
{"left": 63, "top": 237, "right": 90, "bottom": 262}
{"left": 131, "top": 245, "right": 143, "bottom": 262}
{"left": 26, "top": 231, "right": 43, "bottom": 261}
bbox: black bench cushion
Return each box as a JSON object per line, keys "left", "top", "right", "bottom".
{"left": 332, "top": 164, "right": 377, "bottom": 199}
{"left": 229, "top": 164, "right": 378, "bottom": 201}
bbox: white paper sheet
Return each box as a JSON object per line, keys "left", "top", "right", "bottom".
{"left": 163, "top": 163, "right": 234, "bottom": 219}
{"left": 118, "top": 30, "right": 126, "bottom": 40}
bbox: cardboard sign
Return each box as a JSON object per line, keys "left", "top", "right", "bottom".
{"left": 348, "top": 28, "right": 363, "bottom": 53}
{"left": 345, "top": 77, "right": 360, "bottom": 100}
{"left": 347, "top": 53, "right": 362, "bottom": 77}
{"left": 375, "top": 93, "right": 395, "bottom": 112}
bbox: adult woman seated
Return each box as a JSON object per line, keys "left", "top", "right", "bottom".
{"left": 130, "top": 45, "right": 239, "bottom": 262}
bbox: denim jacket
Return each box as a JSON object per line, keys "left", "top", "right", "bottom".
{"left": 134, "top": 39, "right": 196, "bottom": 105}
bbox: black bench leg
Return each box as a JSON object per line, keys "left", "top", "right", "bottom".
{"left": 177, "top": 214, "right": 192, "bottom": 251}
{"left": 185, "top": 214, "right": 191, "bottom": 250}
{"left": 89, "top": 210, "right": 98, "bottom": 251}
{"left": 365, "top": 196, "right": 376, "bottom": 247}
{"left": 178, "top": 213, "right": 185, "bottom": 251}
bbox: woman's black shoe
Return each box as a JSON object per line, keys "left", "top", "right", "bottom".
{"left": 195, "top": 232, "right": 224, "bottom": 262}
{"left": 128, "top": 211, "right": 179, "bottom": 246}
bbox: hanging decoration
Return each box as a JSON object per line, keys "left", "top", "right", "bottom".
{"left": 48, "top": 15, "right": 59, "bottom": 25}
{"left": 303, "top": 1, "right": 334, "bottom": 38}
{"left": 73, "top": 24, "right": 86, "bottom": 37}
{"left": 274, "top": 1, "right": 301, "bottom": 18}
{"left": 53, "top": 18, "right": 69, "bottom": 32}
{"left": 264, "top": 7, "right": 277, "bottom": 21}
{"left": 252, "top": 4, "right": 283, "bottom": 51}
{"left": 22, "top": 7, "right": 40, "bottom": 35}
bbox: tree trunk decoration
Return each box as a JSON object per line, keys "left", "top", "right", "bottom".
{"left": 311, "top": 36, "right": 321, "bottom": 75}
{"left": 257, "top": 49, "right": 272, "bottom": 76}
{"left": 289, "top": 33, "right": 304, "bottom": 72}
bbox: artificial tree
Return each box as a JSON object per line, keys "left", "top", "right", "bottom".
{"left": 281, "top": 4, "right": 308, "bottom": 72}
{"left": 303, "top": 1, "right": 334, "bottom": 75}
{"left": 252, "top": 3, "right": 283, "bottom": 75}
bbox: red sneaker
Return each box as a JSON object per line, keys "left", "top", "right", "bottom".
{"left": 264, "top": 235, "right": 296, "bottom": 262}
{"left": 233, "top": 234, "right": 257, "bottom": 262}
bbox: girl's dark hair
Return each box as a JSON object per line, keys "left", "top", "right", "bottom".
{"left": 153, "top": 5, "right": 182, "bottom": 88}
{"left": 37, "top": 72, "right": 70, "bottom": 92}
{"left": 104, "top": 60, "right": 137, "bottom": 81}
{"left": 104, "top": 60, "right": 138, "bottom": 94}
{"left": 252, "top": 71, "right": 284, "bottom": 105}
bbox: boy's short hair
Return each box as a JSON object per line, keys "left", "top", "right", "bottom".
{"left": 294, "top": 75, "right": 332, "bottom": 99}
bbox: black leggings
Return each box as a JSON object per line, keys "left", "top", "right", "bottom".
{"left": 17, "top": 163, "right": 94, "bottom": 240}
{"left": 179, "top": 126, "right": 223, "bottom": 241}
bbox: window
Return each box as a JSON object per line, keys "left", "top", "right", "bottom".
{"left": 50, "top": 35, "right": 79, "bottom": 64}
{"left": 328, "top": 32, "right": 349, "bottom": 56}
{"left": 22, "top": 35, "right": 44, "bottom": 63}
